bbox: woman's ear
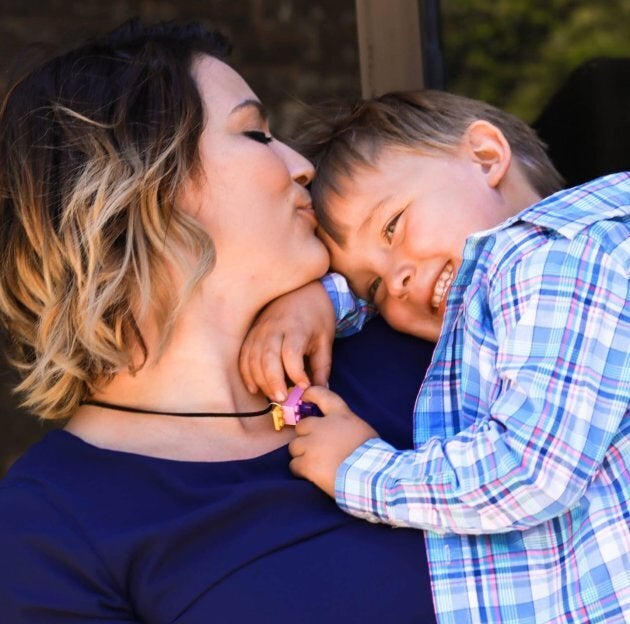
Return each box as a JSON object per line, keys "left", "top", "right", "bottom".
{"left": 462, "top": 120, "right": 512, "bottom": 189}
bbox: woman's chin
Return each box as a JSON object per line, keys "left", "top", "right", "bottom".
{"left": 304, "top": 253, "right": 330, "bottom": 285}
{"left": 255, "top": 244, "right": 329, "bottom": 305}
{"left": 313, "top": 244, "right": 331, "bottom": 277}
{"left": 282, "top": 258, "right": 328, "bottom": 294}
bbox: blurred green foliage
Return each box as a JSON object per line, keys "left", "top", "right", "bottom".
{"left": 441, "top": 0, "right": 630, "bottom": 121}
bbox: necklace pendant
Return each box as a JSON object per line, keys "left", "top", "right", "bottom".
{"left": 271, "top": 404, "right": 286, "bottom": 431}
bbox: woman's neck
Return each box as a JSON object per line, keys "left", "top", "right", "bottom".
{"left": 105, "top": 294, "right": 262, "bottom": 407}
{"left": 66, "top": 294, "right": 295, "bottom": 460}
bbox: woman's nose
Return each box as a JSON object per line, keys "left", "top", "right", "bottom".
{"left": 278, "top": 141, "right": 315, "bottom": 187}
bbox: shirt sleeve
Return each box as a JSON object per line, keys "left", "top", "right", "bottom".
{"left": 321, "top": 272, "right": 376, "bottom": 337}
{"left": 335, "top": 234, "right": 630, "bottom": 534}
{"left": 0, "top": 480, "right": 140, "bottom": 623}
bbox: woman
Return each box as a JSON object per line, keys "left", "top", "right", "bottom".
{"left": 0, "top": 20, "right": 436, "bottom": 622}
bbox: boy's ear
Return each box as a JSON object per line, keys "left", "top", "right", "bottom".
{"left": 462, "top": 120, "right": 512, "bottom": 189}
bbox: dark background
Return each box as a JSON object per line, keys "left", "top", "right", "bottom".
{"left": 0, "top": 0, "right": 363, "bottom": 139}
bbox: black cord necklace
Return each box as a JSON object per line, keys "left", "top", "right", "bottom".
{"left": 80, "top": 399, "right": 274, "bottom": 418}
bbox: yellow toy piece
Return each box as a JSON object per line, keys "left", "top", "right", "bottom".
{"left": 271, "top": 404, "right": 285, "bottom": 431}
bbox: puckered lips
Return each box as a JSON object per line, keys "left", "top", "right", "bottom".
{"left": 296, "top": 201, "right": 317, "bottom": 227}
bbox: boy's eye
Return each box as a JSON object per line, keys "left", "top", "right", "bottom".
{"left": 384, "top": 213, "right": 402, "bottom": 241}
{"left": 243, "top": 130, "right": 273, "bottom": 144}
{"left": 367, "top": 277, "right": 382, "bottom": 302}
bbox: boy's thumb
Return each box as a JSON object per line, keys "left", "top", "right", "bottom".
{"left": 302, "top": 385, "right": 346, "bottom": 414}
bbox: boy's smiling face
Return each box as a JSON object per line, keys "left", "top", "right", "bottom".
{"left": 319, "top": 134, "right": 517, "bottom": 341}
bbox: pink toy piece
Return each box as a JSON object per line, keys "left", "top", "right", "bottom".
{"left": 282, "top": 386, "right": 306, "bottom": 425}
{"left": 271, "top": 387, "right": 323, "bottom": 431}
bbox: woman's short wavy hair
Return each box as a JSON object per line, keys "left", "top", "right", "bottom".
{"left": 297, "top": 90, "right": 565, "bottom": 245}
{"left": 0, "top": 19, "right": 230, "bottom": 420}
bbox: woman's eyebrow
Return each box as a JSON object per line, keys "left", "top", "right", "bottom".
{"left": 230, "top": 99, "right": 269, "bottom": 121}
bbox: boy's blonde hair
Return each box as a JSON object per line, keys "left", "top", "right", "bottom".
{"left": 0, "top": 20, "right": 230, "bottom": 420}
{"left": 298, "top": 90, "right": 564, "bottom": 243}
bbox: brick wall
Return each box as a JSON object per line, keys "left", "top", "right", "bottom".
{"left": 0, "top": 0, "right": 361, "bottom": 475}
{"left": 0, "top": 0, "right": 360, "bottom": 137}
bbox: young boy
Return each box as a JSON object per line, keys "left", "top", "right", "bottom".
{"left": 240, "top": 91, "right": 630, "bottom": 623}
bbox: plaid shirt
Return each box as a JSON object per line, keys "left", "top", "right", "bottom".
{"left": 323, "top": 173, "right": 630, "bottom": 624}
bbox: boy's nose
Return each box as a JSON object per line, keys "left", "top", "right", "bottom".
{"left": 385, "top": 265, "right": 413, "bottom": 299}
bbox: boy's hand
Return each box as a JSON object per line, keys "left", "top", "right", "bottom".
{"left": 240, "top": 281, "right": 336, "bottom": 402}
{"left": 288, "top": 386, "right": 379, "bottom": 498}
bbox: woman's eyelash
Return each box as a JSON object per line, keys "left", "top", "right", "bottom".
{"left": 243, "top": 130, "right": 273, "bottom": 144}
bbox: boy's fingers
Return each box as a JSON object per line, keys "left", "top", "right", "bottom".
{"left": 238, "top": 359, "right": 254, "bottom": 394}
{"left": 244, "top": 332, "right": 285, "bottom": 400}
{"left": 288, "top": 436, "right": 305, "bottom": 458}
{"left": 301, "top": 385, "right": 348, "bottom": 413}
{"left": 308, "top": 337, "right": 333, "bottom": 387}
{"left": 238, "top": 338, "right": 258, "bottom": 394}
{"left": 294, "top": 413, "right": 319, "bottom": 436}
{"left": 289, "top": 456, "right": 305, "bottom": 479}
{"left": 259, "top": 340, "right": 290, "bottom": 402}
{"left": 281, "top": 338, "right": 312, "bottom": 389}
{"left": 240, "top": 331, "right": 265, "bottom": 389}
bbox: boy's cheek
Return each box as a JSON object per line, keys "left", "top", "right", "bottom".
{"left": 380, "top": 301, "right": 444, "bottom": 342}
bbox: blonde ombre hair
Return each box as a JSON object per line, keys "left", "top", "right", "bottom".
{"left": 0, "top": 20, "right": 230, "bottom": 420}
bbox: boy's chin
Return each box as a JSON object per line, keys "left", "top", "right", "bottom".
{"left": 382, "top": 313, "right": 444, "bottom": 343}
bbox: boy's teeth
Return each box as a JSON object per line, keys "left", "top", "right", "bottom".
{"left": 431, "top": 264, "right": 454, "bottom": 309}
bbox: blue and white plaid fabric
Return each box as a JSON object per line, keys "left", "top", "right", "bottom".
{"left": 323, "top": 173, "right": 630, "bottom": 623}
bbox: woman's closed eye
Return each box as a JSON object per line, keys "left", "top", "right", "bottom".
{"left": 243, "top": 130, "right": 273, "bottom": 144}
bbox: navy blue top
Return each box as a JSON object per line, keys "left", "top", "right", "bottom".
{"left": 0, "top": 318, "right": 437, "bottom": 623}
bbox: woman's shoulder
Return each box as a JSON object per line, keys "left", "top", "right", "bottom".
{"left": 0, "top": 428, "right": 173, "bottom": 526}
{"left": 2, "top": 429, "right": 97, "bottom": 489}
{"left": 0, "top": 430, "right": 138, "bottom": 622}
{"left": 0, "top": 430, "right": 96, "bottom": 535}
{"left": 0, "top": 434, "right": 88, "bottom": 539}
{"left": 2, "top": 429, "right": 68, "bottom": 488}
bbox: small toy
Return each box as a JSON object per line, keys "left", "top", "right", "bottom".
{"left": 271, "top": 386, "right": 323, "bottom": 431}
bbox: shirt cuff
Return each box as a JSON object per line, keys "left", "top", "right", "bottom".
{"left": 334, "top": 437, "right": 399, "bottom": 524}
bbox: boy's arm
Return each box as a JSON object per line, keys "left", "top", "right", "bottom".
{"left": 240, "top": 273, "right": 375, "bottom": 401}
{"left": 291, "top": 237, "right": 630, "bottom": 534}
{"left": 321, "top": 272, "right": 376, "bottom": 337}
